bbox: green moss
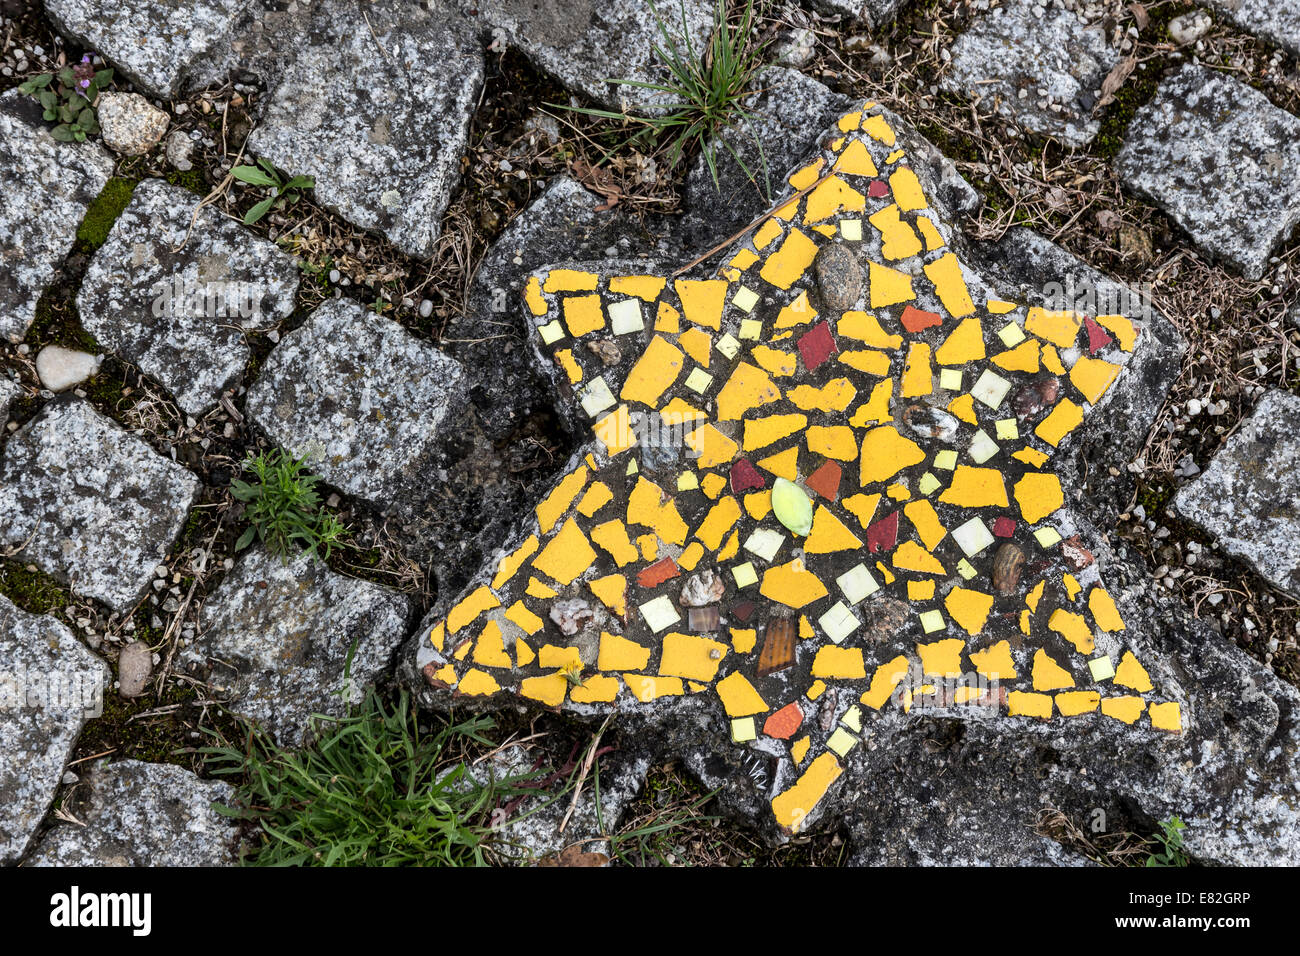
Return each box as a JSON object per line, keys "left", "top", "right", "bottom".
{"left": 165, "top": 168, "right": 208, "bottom": 197}
{"left": 74, "top": 176, "right": 138, "bottom": 252}
{"left": 0, "top": 560, "right": 71, "bottom": 615}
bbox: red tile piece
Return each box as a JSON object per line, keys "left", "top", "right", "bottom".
{"left": 732, "top": 600, "right": 755, "bottom": 623}
{"left": 763, "top": 701, "right": 804, "bottom": 740}
{"left": 730, "top": 458, "right": 765, "bottom": 494}
{"left": 805, "top": 460, "right": 842, "bottom": 502}
{"left": 867, "top": 180, "right": 889, "bottom": 198}
{"left": 797, "top": 320, "right": 837, "bottom": 371}
{"left": 900, "top": 305, "right": 942, "bottom": 333}
{"left": 637, "top": 556, "right": 680, "bottom": 588}
{"left": 992, "top": 516, "right": 1016, "bottom": 538}
{"left": 866, "top": 510, "right": 899, "bottom": 553}
{"left": 1083, "top": 316, "right": 1113, "bottom": 355}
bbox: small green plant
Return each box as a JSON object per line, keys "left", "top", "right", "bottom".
{"left": 230, "top": 450, "right": 348, "bottom": 561}
{"left": 201, "top": 689, "right": 539, "bottom": 865}
{"left": 230, "top": 158, "right": 315, "bottom": 224}
{"left": 18, "top": 55, "right": 114, "bottom": 143}
{"left": 562, "top": 0, "right": 773, "bottom": 193}
{"left": 1145, "top": 816, "right": 1189, "bottom": 867}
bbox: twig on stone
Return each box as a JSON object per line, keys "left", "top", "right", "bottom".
{"left": 558, "top": 712, "right": 614, "bottom": 835}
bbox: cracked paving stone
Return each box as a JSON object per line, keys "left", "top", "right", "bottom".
{"left": 77, "top": 179, "right": 299, "bottom": 417}
{"left": 1203, "top": 0, "right": 1300, "bottom": 59}
{"left": 1116, "top": 63, "right": 1300, "bottom": 281}
{"left": 398, "top": 99, "right": 1300, "bottom": 864}
{"left": 459, "top": 0, "right": 713, "bottom": 112}
{"left": 1174, "top": 389, "right": 1300, "bottom": 599}
{"left": 0, "top": 595, "right": 108, "bottom": 865}
{"left": 247, "top": 0, "right": 483, "bottom": 259}
{"left": 0, "top": 397, "right": 201, "bottom": 612}
{"left": 43, "top": 0, "right": 247, "bottom": 100}
{"left": 942, "top": 0, "right": 1119, "bottom": 147}
{"left": 187, "top": 547, "right": 413, "bottom": 747}
{"left": 245, "top": 298, "right": 467, "bottom": 517}
{"left": 0, "top": 88, "right": 113, "bottom": 344}
{"left": 24, "top": 759, "right": 238, "bottom": 866}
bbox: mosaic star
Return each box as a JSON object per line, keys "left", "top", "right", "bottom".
{"left": 419, "top": 102, "right": 1179, "bottom": 834}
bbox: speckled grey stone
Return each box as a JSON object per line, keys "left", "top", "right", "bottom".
{"left": 1204, "top": 0, "right": 1300, "bottom": 57}
{"left": 460, "top": 0, "right": 713, "bottom": 111}
{"left": 0, "top": 89, "right": 113, "bottom": 343}
{"left": 43, "top": 0, "right": 246, "bottom": 99}
{"left": 24, "top": 759, "right": 237, "bottom": 866}
{"left": 0, "top": 374, "right": 22, "bottom": 423}
{"left": 78, "top": 179, "right": 299, "bottom": 416}
{"left": 943, "top": 0, "right": 1119, "bottom": 146}
{"left": 0, "top": 398, "right": 201, "bottom": 612}
{"left": 190, "top": 548, "right": 412, "bottom": 746}
{"left": 0, "top": 595, "right": 107, "bottom": 864}
{"left": 808, "top": 0, "right": 906, "bottom": 28}
{"left": 248, "top": 0, "right": 483, "bottom": 259}
{"left": 1174, "top": 389, "right": 1300, "bottom": 598}
{"left": 1116, "top": 64, "right": 1300, "bottom": 280}
{"left": 245, "top": 298, "right": 467, "bottom": 514}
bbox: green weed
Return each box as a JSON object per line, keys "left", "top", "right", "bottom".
{"left": 230, "top": 449, "right": 349, "bottom": 561}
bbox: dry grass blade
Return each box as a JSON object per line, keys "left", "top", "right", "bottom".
{"left": 1094, "top": 55, "right": 1137, "bottom": 113}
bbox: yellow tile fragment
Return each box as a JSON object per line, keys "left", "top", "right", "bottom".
{"left": 598, "top": 631, "right": 651, "bottom": 672}
{"left": 944, "top": 588, "right": 993, "bottom": 636}
{"left": 696, "top": 495, "right": 742, "bottom": 551}
{"left": 1031, "top": 649, "right": 1075, "bottom": 691}
{"left": 623, "top": 674, "right": 684, "bottom": 702}
{"left": 610, "top": 275, "right": 666, "bottom": 301}
{"left": 917, "top": 638, "right": 965, "bottom": 676}
{"left": 577, "top": 482, "right": 613, "bottom": 518}
{"left": 621, "top": 334, "right": 684, "bottom": 407}
{"left": 752, "top": 344, "right": 797, "bottom": 377}
{"left": 1025, "top": 307, "right": 1080, "bottom": 348}
{"left": 893, "top": 541, "right": 946, "bottom": 575}
{"left": 524, "top": 275, "right": 547, "bottom": 316}
{"left": 760, "top": 228, "right": 820, "bottom": 290}
{"left": 562, "top": 294, "right": 605, "bottom": 336}
{"left": 457, "top": 668, "right": 500, "bottom": 697}
{"left": 505, "top": 600, "right": 544, "bottom": 637}
{"left": 1096, "top": 314, "right": 1136, "bottom": 351}
{"left": 839, "top": 349, "right": 891, "bottom": 377}
{"left": 591, "top": 519, "right": 640, "bottom": 567}
{"left": 756, "top": 446, "right": 800, "bottom": 481}
{"left": 1036, "top": 398, "right": 1083, "bottom": 447}
{"left": 938, "top": 465, "right": 1008, "bottom": 508}
{"left": 858, "top": 425, "right": 924, "bottom": 485}
{"left": 1049, "top": 608, "right": 1095, "bottom": 655}
{"left": 803, "top": 506, "right": 863, "bottom": 553}
{"left": 659, "top": 632, "right": 728, "bottom": 682}
{"left": 493, "top": 535, "right": 539, "bottom": 590}
{"left": 536, "top": 465, "right": 589, "bottom": 535}
{"left": 1055, "top": 691, "right": 1100, "bottom": 716}
{"left": 903, "top": 499, "right": 946, "bottom": 550}
{"left": 743, "top": 413, "right": 807, "bottom": 452}
{"left": 861, "top": 655, "right": 910, "bottom": 709}
{"left": 772, "top": 752, "right": 842, "bottom": 832}
{"left": 775, "top": 289, "right": 817, "bottom": 328}
{"left": 1114, "top": 651, "right": 1153, "bottom": 692}
{"left": 923, "top": 253, "right": 975, "bottom": 318}
{"left": 807, "top": 424, "right": 858, "bottom": 461}
{"left": 811, "top": 645, "right": 866, "bottom": 679}
{"left": 1008, "top": 691, "right": 1052, "bottom": 718}
{"left": 839, "top": 310, "right": 903, "bottom": 349}
{"left": 1101, "top": 695, "right": 1146, "bottom": 724}
{"left": 1070, "top": 356, "right": 1122, "bottom": 405}
{"left": 934, "top": 315, "right": 985, "bottom": 365}
{"left": 760, "top": 559, "right": 829, "bottom": 609}
{"left": 570, "top": 674, "right": 620, "bottom": 704}
{"left": 532, "top": 518, "right": 596, "bottom": 585}
{"left": 716, "top": 671, "right": 769, "bottom": 717}
{"left": 1013, "top": 472, "right": 1064, "bottom": 524}
{"left": 901, "top": 342, "right": 933, "bottom": 397}
{"left": 969, "top": 640, "right": 1017, "bottom": 680}
{"left": 1088, "top": 587, "right": 1126, "bottom": 632}
{"left": 868, "top": 261, "right": 915, "bottom": 308}
{"left": 716, "top": 362, "right": 781, "bottom": 421}
{"left": 674, "top": 278, "right": 728, "bottom": 330}
{"left": 448, "top": 585, "right": 500, "bottom": 635}
{"left": 789, "top": 377, "right": 857, "bottom": 413}
{"left": 1148, "top": 701, "right": 1182, "bottom": 732}
{"left": 686, "top": 423, "right": 740, "bottom": 468}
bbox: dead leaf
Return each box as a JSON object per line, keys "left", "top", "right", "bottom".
{"left": 1094, "top": 209, "right": 1122, "bottom": 233}
{"left": 1095, "top": 55, "right": 1137, "bottom": 112}
{"left": 570, "top": 158, "right": 623, "bottom": 212}
{"left": 537, "top": 843, "right": 610, "bottom": 867}
{"left": 1127, "top": 2, "right": 1149, "bottom": 30}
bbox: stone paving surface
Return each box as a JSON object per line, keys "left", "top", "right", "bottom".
{"left": 944, "top": 0, "right": 1119, "bottom": 147}
{"left": 1116, "top": 63, "right": 1300, "bottom": 280}
{"left": 0, "top": 398, "right": 201, "bottom": 612}
{"left": 0, "top": 595, "right": 108, "bottom": 865}
{"left": 190, "top": 547, "right": 413, "bottom": 747}
{"left": 0, "top": 373, "right": 19, "bottom": 423}
{"left": 43, "top": 0, "right": 246, "bottom": 100}
{"left": 1204, "top": 0, "right": 1300, "bottom": 58}
{"left": 248, "top": 0, "right": 484, "bottom": 259}
{"left": 461, "top": 0, "right": 714, "bottom": 112}
{"left": 1174, "top": 389, "right": 1300, "bottom": 599}
{"left": 24, "top": 759, "right": 238, "bottom": 866}
{"left": 245, "top": 298, "right": 467, "bottom": 516}
{"left": 78, "top": 179, "right": 299, "bottom": 416}
{"left": 0, "top": 88, "right": 112, "bottom": 343}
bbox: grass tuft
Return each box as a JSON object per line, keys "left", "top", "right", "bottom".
{"left": 561, "top": 0, "right": 773, "bottom": 193}
{"left": 201, "top": 689, "right": 540, "bottom": 866}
